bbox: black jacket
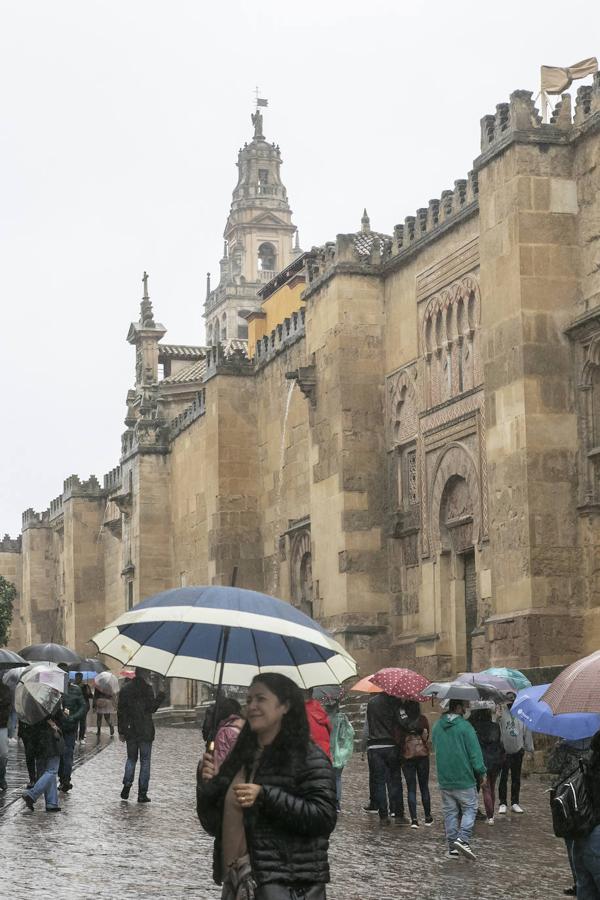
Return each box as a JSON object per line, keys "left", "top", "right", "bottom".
{"left": 30, "top": 717, "right": 64, "bottom": 759}
{"left": 197, "top": 740, "right": 337, "bottom": 887}
{"left": 117, "top": 676, "right": 165, "bottom": 742}
{"left": 471, "top": 719, "right": 504, "bottom": 772}
{"left": 0, "top": 682, "right": 10, "bottom": 728}
{"left": 366, "top": 693, "right": 402, "bottom": 746}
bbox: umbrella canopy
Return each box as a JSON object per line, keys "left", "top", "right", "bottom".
{"left": 118, "top": 669, "right": 136, "bottom": 679}
{"left": 350, "top": 675, "right": 383, "bottom": 694}
{"left": 457, "top": 672, "right": 514, "bottom": 694}
{"left": 69, "top": 657, "right": 108, "bottom": 674}
{"left": 423, "top": 680, "right": 505, "bottom": 703}
{"left": 2, "top": 665, "right": 29, "bottom": 700}
{"left": 312, "top": 684, "right": 344, "bottom": 704}
{"left": 542, "top": 650, "right": 600, "bottom": 715}
{"left": 480, "top": 667, "right": 532, "bottom": 692}
{"left": 20, "top": 643, "right": 81, "bottom": 666}
{"left": 512, "top": 684, "right": 600, "bottom": 740}
{"left": 369, "top": 667, "right": 430, "bottom": 701}
{"left": 94, "top": 672, "right": 119, "bottom": 696}
{"left": 0, "top": 648, "right": 27, "bottom": 669}
{"left": 91, "top": 585, "right": 358, "bottom": 689}
{"left": 15, "top": 663, "right": 66, "bottom": 724}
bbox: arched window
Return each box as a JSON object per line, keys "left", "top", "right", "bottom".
{"left": 258, "top": 242, "right": 277, "bottom": 272}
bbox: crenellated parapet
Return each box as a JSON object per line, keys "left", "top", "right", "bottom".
{"left": 103, "top": 466, "right": 122, "bottom": 493}
{"left": 0, "top": 534, "right": 21, "bottom": 553}
{"left": 62, "top": 474, "right": 103, "bottom": 501}
{"left": 169, "top": 390, "right": 207, "bottom": 440}
{"left": 22, "top": 507, "right": 50, "bottom": 530}
{"left": 479, "top": 79, "right": 600, "bottom": 159}
{"left": 253, "top": 308, "right": 306, "bottom": 368}
{"left": 49, "top": 494, "right": 64, "bottom": 521}
{"left": 204, "top": 342, "right": 253, "bottom": 381}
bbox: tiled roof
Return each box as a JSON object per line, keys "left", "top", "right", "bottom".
{"left": 158, "top": 344, "right": 206, "bottom": 360}
{"left": 161, "top": 360, "right": 207, "bottom": 384}
{"left": 222, "top": 339, "right": 249, "bottom": 356}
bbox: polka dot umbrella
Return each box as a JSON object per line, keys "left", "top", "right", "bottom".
{"left": 369, "top": 667, "right": 431, "bottom": 701}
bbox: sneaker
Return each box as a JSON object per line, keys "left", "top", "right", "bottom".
{"left": 395, "top": 815, "right": 410, "bottom": 826}
{"left": 511, "top": 803, "right": 524, "bottom": 814}
{"left": 453, "top": 839, "right": 476, "bottom": 861}
{"left": 410, "top": 819, "right": 419, "bottom": 828}
{"left": 22, "top": 794, "right": 34, "bottom": 811}
{"left": 498, "top": 804, "right": 507, "bottom": 814}
{"left": 424, "top": 816, "right": 434, "bottom": 827}
{"left": 59, "top": 782, "right": 72, "bottom": 793}
{"left": 120, "top": 784, "right": 132, "bottom": 800}
{"left": 363, "top": 804, "right": 378, "bottom": 813}
{"left": 563, "top": 887, "right": 577, "bottom": 896}
{"left": 447, "top": 849, "right": 460, "bottom": 859}
{"left": 487, "top": 817, "right": 495, "bottom": 826}
{"left": 137, "top": 793, "right": 151, "bottom": 803}
{"left": 8, "top": 737, "right": 18, "bottom": 746}
{"left": 46, "top": 806, "right": 61, "bottom": 812}
{"left": 79, "top": 739, "right": 86, "bottom": 746}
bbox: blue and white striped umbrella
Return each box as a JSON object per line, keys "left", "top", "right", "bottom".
{"left": 91, "top": 586, "right": 357, "bottom": 689}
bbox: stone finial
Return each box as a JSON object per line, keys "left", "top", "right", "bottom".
{"left": 140, "top": 271, "right": 155, "bottom": 327}
{"left": 206, "top": 272, "right": 211, "bottom": 300}
{"left": 361, "top": 209, "right": 371, "bottom": 233}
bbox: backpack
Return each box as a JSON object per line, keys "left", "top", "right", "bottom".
{"left": 550, "top": 760, "right": 597, "bottom": 839}
{"left": 331, "top": 712, "right": 355, "bottom": 768}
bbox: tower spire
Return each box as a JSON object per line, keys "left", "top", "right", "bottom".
{"left": 140, "top": 271, "right": 155, "bottom": 326}
{"left": 361, "top": 208, "right": 371, "bottom": 233}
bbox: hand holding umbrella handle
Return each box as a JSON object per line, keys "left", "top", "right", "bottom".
{"left": 200, "top": 752, "right": 216, "bottom": 783}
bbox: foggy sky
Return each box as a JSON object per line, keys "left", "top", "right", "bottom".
{"left": 1, "top": 0, "right": 597, "bottom": 534}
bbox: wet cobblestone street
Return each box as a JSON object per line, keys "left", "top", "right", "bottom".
{"left": 1, "top": 727, "right": 571, "bottom": 899}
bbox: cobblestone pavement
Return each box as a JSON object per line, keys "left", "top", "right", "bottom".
{"left": 0, "top": 727, "right": 572, "bottom": 899}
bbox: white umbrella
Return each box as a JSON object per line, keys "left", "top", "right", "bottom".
{"left": 15, "top": 663, "right": 66, "bottom": 724}
{"left": 94, "top": 671, "right": 119, "bottom": 696}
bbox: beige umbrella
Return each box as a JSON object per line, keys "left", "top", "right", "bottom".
{"left": 542, "top": 650, "right": 600, "bottom": 715}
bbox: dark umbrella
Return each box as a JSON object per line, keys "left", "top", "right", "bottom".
{"left": 19, "top": 643, "right": 81, "bottom": 666}
{"left": 0, "top": 648, "right": 27, "bottom": 669}
{"left": 68, "top": 657, "right": 108, "bottom": 674}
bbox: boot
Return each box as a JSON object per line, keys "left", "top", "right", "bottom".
{"left": 0, "top": 760, "right": 7, "bottom": 791}
{"left": 137, "top": 792, "right": 151, "bottom": 803}
{"left": 120, "top": 784, "right": 132, "bottom": 800}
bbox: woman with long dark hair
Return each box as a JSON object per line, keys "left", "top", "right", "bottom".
{"left": 397, "top": 700, "right": 433, "bottom": 828}
{"left": 197, "top": 673, "right": 337, "bottom": 900}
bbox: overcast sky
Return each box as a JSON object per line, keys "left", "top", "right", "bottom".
{"left": 1, "top": 0, "right": 598, "bottom": 535}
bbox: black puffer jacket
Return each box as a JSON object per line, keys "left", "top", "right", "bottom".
{"left": 117, "top": 676, "right": 165, "bottom": 742}
{"left": 197, "top": 739, "right": 337, "bottom": 887}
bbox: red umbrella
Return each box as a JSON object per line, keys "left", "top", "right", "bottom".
{"left": 350, "top": 674, "right": 383, "bottom": 694}
{"left": 542, "top": 650, "right": 600, "bottom": 715}
{"left": 369, "top": 667, "right": 431, "bottom": 701}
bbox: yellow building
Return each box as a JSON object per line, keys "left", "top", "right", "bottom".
{"left": 246, "top": 254, "right": 306, "bottom": 358}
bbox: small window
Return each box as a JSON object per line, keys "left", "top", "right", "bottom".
{"left": 258, "top": 242, "right": 277, "bottom": 272}
{"left": 258, "top": 168, "right": 269, "bottom": 185}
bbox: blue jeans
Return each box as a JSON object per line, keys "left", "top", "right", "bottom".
{"left": 440, "top": 787, "right": 478, "bottom": 849}
{"left": 26, "top": 756, "right": 60, "bottom": 809}
{"left": 574, "top": 824, "right": 600, "bottom": 898}
{"left": 403, "top": 756, "right": 432, "bottom": 821}
{"left": 333, "top": 767, "right": 343, "bottom": 809}
{"left": 369, "top": 746, "right": 404, "bottom": 819}
{"left": 124, "top": 740, "right": 152, "bottom": 793}
{"left": 59, "top": 731, "right": 77, "bottom": 784}
{"left": 8, "top": 708, "right": 17, "bottom": 739}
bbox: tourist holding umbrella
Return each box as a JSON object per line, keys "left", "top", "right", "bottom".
{"left": 497, "top": 691, "right": 534, "bottom": 815}
{"left": 18, "top": 664, "right": 67, "bottom": 813}
{"left": 197, "top": 672, "right": 337, "bottom": 900}
{"left": 117, "top": 667, "right": 165, "bottom": 802}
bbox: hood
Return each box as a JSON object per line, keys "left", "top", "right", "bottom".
{"left": 306, "top": 698, "right": 330, "bottom": 725}
{"left": 440, "top": 713, "right": 463, "bottom": 729}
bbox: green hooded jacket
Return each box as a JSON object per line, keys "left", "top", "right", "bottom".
{"left": 431, "top": 713, "right": 487, "bottom": 790}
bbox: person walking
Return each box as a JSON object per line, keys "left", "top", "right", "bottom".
{"left": 498, "top": 692, "right": 534, "bottom": 814}
{"left": 213, "top": 699, "right": 245, "bottom": 773}
{"left": 117, "top": 667, "right": 165, "bottom": 802}
{"left": 74, "top": 673, "right": 92, "bottom": 745}
{"left": 305, "top": 691, "right": 332, "bottom": 758}
{"left": 365, "top": 691, "right": 407, "bottom": 825}
{"left": 323, "top": 697, "right": 355, "bottom": 812}
{"left": 548, "top": 736, "right": 592, "bottom": 897}
{"left": 21, "top": 714, "right": 64, "bottom": 812}
{"left": 18, "top": 719, "right": 38, "bottom": 788}
{"left": 57, "top": 667, "right": 87, "bottom": 793}
{"left": 0, "top": 678, "right": 10, "bottom": 791}
{"left": 94, "top": 683, "right": 115, "bottom": 737}
{"left": 572, "top": 729, "right": 600, "bottom": 898}
{"left": 197, "top": 672, "right": 337, "bottom": 900}
{"left": 469, "top": 707, "right": 504, "bottom": 825}
{"left": 431, "top": 698, "right": 487, "bottom": 861}
{"left": 397, "top": 701, "right": 433, "bottom": 828}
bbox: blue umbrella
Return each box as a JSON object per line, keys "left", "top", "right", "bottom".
{"left": 511, "top": 684, "right": 600, "bottom": 740}
{"left": 91, "top": 585, "right": 357, "bottom": 689}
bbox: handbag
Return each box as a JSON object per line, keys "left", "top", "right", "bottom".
{"left": 403, "top": 733, "right": 429, "bottom": 760}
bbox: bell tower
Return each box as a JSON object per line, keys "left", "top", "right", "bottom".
{"left": 204, "top": 106, "right": 301, "bottom": 345}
